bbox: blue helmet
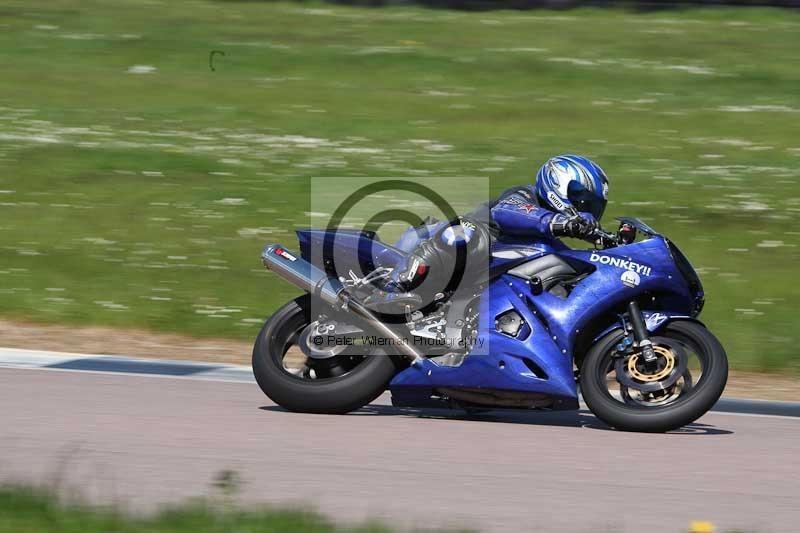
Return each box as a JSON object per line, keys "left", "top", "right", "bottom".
{"left": 534, "top": 154, "right": 609, "bottom": 220}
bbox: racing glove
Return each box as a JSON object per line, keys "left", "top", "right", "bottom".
{"left": 550, "top": 212, "right": 598, "bottom": 240}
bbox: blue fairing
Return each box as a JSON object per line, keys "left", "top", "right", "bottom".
{"left": 297, "top": 229, "right": 407, "bottom": 278}
{"left": 389, "top": 235, "right": 698, "bottom": 408}
{"left": 489, "top": 238, "right": 567, "bottom": 272}
{"left": 296, "top": 225, "right": 700, "bottom": 410}
{"left": 390, "top": 274, "right": 579, "bottom": 408}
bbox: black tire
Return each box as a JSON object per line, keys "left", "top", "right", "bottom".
{"left": 581, "top": 320, "right": 728, "bottom": 433}
{"left": 252, "top": 295, "right": 398, "bottom": 414}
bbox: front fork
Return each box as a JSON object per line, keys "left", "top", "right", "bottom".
{"left": 626, "top": 301, "right": 658, "bottom": 370}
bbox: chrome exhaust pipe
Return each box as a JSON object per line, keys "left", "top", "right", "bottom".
{"left": 261, "top": 244, "right": 423, "bottom": 364}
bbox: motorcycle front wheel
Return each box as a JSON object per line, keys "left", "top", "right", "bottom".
{"left": 252, "top": 295, "right": 399, "bottom": 414}
{"left": 581, "top": 320, "right": 728, "bottom": 433}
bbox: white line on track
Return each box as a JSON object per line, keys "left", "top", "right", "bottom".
{"left": 1, "top": 347, "right": 798, "bottom": 418}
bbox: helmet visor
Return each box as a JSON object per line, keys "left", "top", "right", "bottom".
{"left": 567, "top": 180, "right": 607, "bottom": 220}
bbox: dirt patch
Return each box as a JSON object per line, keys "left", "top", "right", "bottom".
{"left": 1, "top": 319, "right": 798, "bottom": 401}
{"left": 0, "top": 320, "right": 252, "bottom": 365}
{"left": 722, "top": 371, "right": 800, "bottom": 402}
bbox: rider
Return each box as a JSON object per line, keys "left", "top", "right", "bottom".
{"left": 385, "top": 154, "right": 610, "bottom": 301}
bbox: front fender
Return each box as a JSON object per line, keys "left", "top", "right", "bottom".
{"left": 592, "top": 311, "right": 702, "bottom": 343}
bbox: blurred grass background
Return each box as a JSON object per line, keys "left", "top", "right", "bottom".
{"left": 0, "top": 0, "right": 798, "bottom": 371}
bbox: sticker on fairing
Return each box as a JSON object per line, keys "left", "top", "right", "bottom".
{"left": 620, "top": 270, "right": 640, "bottom": 288}
{"left": 590, "top": 253, "right": 652, "bottom": 277}
{"left": 645, "top": 312, "right": 668, "bottom": 329}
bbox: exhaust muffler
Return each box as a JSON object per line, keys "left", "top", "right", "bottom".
{"left": 261, "top": 244, "right": 343, "bottom": 307}
{"left": 261, "top": 244, "right": 423, "bottom": 363}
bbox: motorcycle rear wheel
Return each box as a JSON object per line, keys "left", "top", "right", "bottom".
{"left": 252, "top": 295, "right": 398, "bottom": 414}
{"left": 581, "top": 320, "right": 728, "bottom": 433}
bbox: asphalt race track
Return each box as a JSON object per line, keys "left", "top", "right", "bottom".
{"left": 1, "top": 351, "right": 799, "bottom": 532}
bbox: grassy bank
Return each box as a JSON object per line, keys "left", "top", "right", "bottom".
{"left": 0, "top": 485, "right": 397, "bottom": 533}
{"left": 1, "top": 1, "right": 799, "bottom": 371}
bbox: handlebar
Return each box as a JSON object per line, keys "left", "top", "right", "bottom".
{"left": 592, "top": 228, "right": 618, "bottom": 249}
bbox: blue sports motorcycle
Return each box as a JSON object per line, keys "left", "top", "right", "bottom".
{"left": 253, "top": 218, "right": 727, "bottom": 432}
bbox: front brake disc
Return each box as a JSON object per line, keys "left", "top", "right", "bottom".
{"left": 614, "top": 341, "right": 688, "bottom": 394}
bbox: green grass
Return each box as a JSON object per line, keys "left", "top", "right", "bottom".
{"left": 0, "top": 484, "right": 398, "bottom": 533}
{"left": 0, "top": 1, "right": 799, "bottom": 371}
